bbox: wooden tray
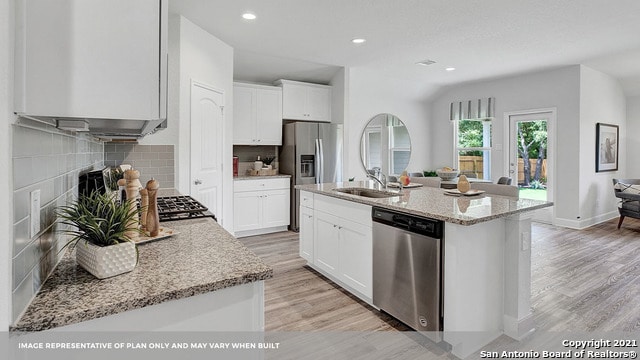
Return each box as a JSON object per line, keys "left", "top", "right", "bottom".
{"left": 246, "top": 168, "right": 278, "bottom": 176}
{"left": 133, "top": 226, "right": 178, "bottom": 244}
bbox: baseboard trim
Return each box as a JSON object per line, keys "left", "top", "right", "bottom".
{"left": 503, "top": 313, "right": 535, "bottom": 340}
{"left": 554, "top": 211, "right": 618, "bottom": 230}
{"left": 234, "top": 226, "right": 288, "bottom": 238}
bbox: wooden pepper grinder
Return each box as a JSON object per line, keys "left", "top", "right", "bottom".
{"left": 124, "top": 169, "right": 141, "bottom": 239}
{"left": 139, "top": 188, "right": 149, "bottom": 230}
{"left": 145, "top": 178, "right": 160, "bottom": 237}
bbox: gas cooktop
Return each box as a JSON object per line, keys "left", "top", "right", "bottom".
{"left": 156, "top": 195, "right": 217, "bottom": 222}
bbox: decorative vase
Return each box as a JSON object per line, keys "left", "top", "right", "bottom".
{"left": 457, "top": 175, "right": 470, "bottom": 193}
{"left": 75, "top": 240, "right": 137, "bottom": 279}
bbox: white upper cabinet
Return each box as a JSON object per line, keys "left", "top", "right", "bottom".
{"left": 14, "top": 0, "right": 168, "bottom": 131}
{"left": 233, "top": 83, "right": 283, "bottom": 145}
{"left": 276, "top": 80, "right": 331, "bottom": 122}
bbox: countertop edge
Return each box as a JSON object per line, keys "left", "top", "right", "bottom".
{"left": 10, "top": 271, "right": 274, "bottom": 332}
{"left": 9, "top": 268, "right": 273, "bottom": 332}
{"left": 9, "top": 212, "right": 275, "bottom": 333}
{"left": 297, "top": 185, "right": 553, "bottom": 226}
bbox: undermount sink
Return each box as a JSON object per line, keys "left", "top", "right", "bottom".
{"left": 333, "top": 187, "right": 399, "bottom": 198}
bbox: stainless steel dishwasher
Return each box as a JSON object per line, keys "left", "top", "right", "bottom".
{"left": 372, "top": 207, "right": 444, "bottom": 340}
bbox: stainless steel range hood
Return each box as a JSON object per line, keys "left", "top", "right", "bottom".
{"left": 19, "top": 115, "right": 167, "bottom": 140}
{"left": 15, "top": 0, "right": 169, "bottom": 141}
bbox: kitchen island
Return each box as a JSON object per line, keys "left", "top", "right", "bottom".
{"left": 296, "top": 181, "right": 553, "bottom": 358}
{"left": 10, "top": 216, "right": 272, "bottom": 332}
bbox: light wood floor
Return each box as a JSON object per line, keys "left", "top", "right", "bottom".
{"left": 239, "top": 217, "right": 640, "bottom": 337}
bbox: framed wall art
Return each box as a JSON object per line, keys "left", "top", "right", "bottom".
{"left": 596, "top": 123, "right": 619, "bottom": 172}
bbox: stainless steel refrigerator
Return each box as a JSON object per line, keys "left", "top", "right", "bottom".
{"left": 280, "top": 122, "right": 343, "bottom": 231}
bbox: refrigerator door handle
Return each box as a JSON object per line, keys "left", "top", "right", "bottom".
{"left": 318, "top": 139, "right": 325, "bottom": 183}
{"left": 314, "top": 139, "right": 321, "bottom": 184}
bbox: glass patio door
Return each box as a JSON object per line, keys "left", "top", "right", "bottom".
{"left": 507, "top": 110, "right": 555, "bottom": 224}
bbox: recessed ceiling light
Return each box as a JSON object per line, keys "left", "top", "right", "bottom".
{"left": 242, "top": 12, "right": 256, "bottom": 20}
{"left": 351, "top": 38, "right": 366, "bottom": 44}
{"left": 416, "top": 60, "right": 437, "bottom": 66}
{"left": 445, "top": 67, "right": 456, "bottom": 71}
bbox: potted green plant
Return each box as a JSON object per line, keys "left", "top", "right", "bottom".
{"left": 56, "top": 191, "right": 141, "bottom": 279}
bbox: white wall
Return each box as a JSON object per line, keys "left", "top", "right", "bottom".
{"left": 330, "top": 68, "right": 347, "bottom": 180}
{"left": 345, "top": 67, "right": 431, "bottom": 181}
{"left": 176, "top": 16, "right": 234, "bottom": 232}
{"left": 578, "top": 66, "right": 626, "bottom": 227}
{"left": 330, "top": 68, "right": 346, "bottom": 125}
{"left": 627, "top": 95, "right": 640, "bottom": 177}
{"left": 0, "top": 0, "right": 13, "bottom": 329}
{"left": 429, "top": 66, "right": 581, "bottom": 225}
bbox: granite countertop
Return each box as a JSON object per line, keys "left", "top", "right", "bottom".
{"left": 10, "top": 217, "right": 273, "bottom": 332}
{"left": 234, "top": 174, "right": 291, "bottom": 180}
{"left": 296, "top": 181, "right": 553, "bottom": 226}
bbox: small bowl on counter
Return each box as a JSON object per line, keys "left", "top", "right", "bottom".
{"left": 436, "top": 169, "right": 460, "bottom": 181}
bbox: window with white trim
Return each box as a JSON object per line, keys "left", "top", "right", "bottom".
{"left": 454, "top": 119, "right": 492, "bottom": 180}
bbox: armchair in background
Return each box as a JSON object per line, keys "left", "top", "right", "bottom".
{"left": 497, "top": 177, "right": 513, "bottom": 185}
{"left": 409, "top": 177, "right": 440, "bottom": 188}
{"left": 613, "top": 179, "right": 640, "bottom": 229}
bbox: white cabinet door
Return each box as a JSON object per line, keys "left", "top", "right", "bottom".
{"left": 261, "top": 189, "right": 290, "bottom": 228}
{"left": 338, "top": 220, "right": 373, "bottom": 299}
{"left": 314, "top": 212, "right": 340, "bottom": 275}
{"left": 306, "top": 86, "right": 331, "bottom": 122}
{"left": 232, "top": 85, "right": 256, "bottom": 145}
{"left": 233, "top": 192, "right": 262, "bottom": 232}
{"left": 256, "top": 88, "right": 282, "bottom": 145}
{"left": 233, "top": 83, "right": 282, "bottom": 145}
{"left": 299, "top": 206, "right": 314, "bottom": 262}
{"left": 281, "top": 82, "right": 308, "bottom": 120}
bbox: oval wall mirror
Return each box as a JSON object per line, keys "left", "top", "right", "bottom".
{"left": 360, "top": 113, "right": 411, "bottom": 176}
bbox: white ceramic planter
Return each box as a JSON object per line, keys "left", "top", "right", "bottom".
{"left": 75, "top": 240, "right": 137, "bottom": 279}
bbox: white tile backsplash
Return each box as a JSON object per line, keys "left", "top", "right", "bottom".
{"left": 103, "top": 144, "right": 175, "bottom": 189}
{"left": 11, "top": 121, "right": 104, "bottom": 323}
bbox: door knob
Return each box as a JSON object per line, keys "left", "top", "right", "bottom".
{"left": 194, "top": 179, "right": 202, "bottom": 185}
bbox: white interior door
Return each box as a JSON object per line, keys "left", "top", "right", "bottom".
{"left": 506, "top": 109, "right": 555, "bottom": 224}
{"left": 190, "top": 81, "right": 224, "bottom": 220}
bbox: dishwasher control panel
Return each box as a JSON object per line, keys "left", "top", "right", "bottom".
{"left": 372, "top": 207, "right": 443, "bottom": 239}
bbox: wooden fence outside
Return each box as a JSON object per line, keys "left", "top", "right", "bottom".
{"left": 458, "top": 156, "right": 547, "bottom": 183}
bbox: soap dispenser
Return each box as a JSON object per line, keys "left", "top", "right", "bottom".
{"left": 254, "top": 156, "right": 263, "bottom": 171}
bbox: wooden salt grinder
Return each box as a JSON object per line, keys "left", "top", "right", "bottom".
{"left": 124, "top": 169, "right": 141, "bottom": 239}
{"left": 145, "top": 179, "right": 160, "bottom": 237}
{"left": 139, "top": 188, "right": 149, "bottom": 230}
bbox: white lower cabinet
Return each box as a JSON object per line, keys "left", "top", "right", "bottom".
{"left": 336, "top": 220, "right": 372, "bottom": 297}
{"left": 234, "top": 192, "right": 263, "bottom": 231}
{"left": 234, "top": 178, "right": 290, "bottom": 237}
{"left": 314, "top": 211, "right": 341, "bottom": 274}
{"left": 299, "top": 205, "right": 314, "bottom": 262}
{"left": 301, "top": 192, "right": 373, "bottom": 303}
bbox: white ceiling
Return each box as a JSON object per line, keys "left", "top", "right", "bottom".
{"left": 170, "top": 0, "right": 640, "bottom": 97}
